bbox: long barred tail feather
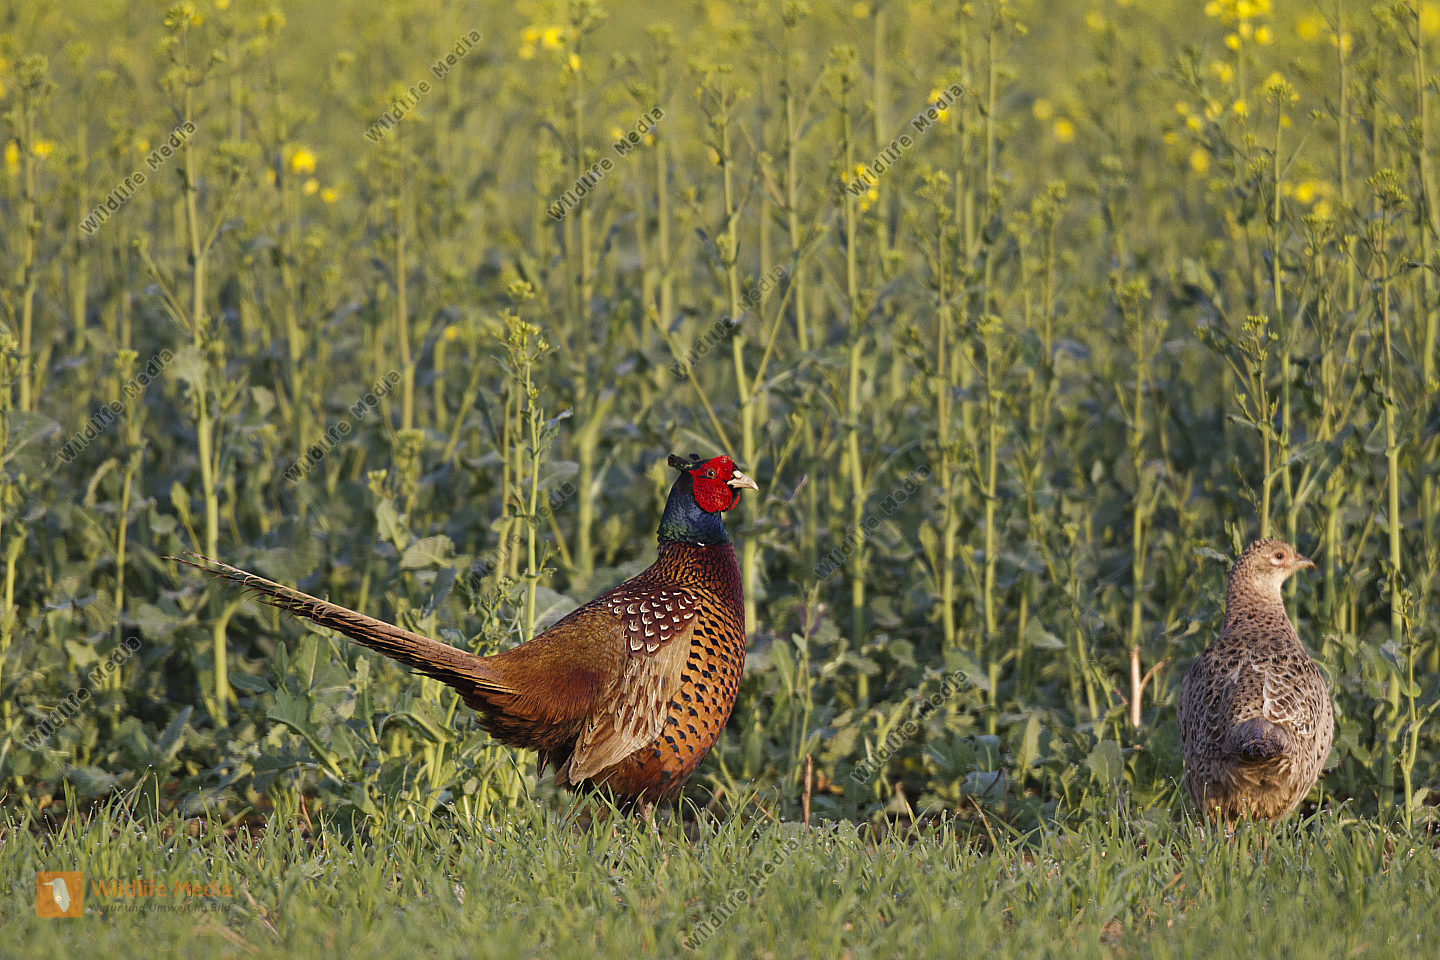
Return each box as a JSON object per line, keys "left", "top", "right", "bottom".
{"left": 169, "top": 553, "right": 507, "bottom": 697}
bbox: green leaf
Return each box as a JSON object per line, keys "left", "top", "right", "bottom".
{"left": 531, "top": 586, "right": 578, "bottom": 631}
{"left": 962, "top": 770, "right": 1005, "bottom": 799}
{"left": 169, "top": 344, "right": 207, "bottom": 391}
{"left": 1086, "top": 739, "right": 1125, "bottom": 784}
{"left": 268, "top": 686, "right": 313, "bottom": 734}
{"left": 66, "top": 765, "right": 120, "bottom": 798}
{"left": 400, "top": 535, "right": 455, "bottom": 569}
{"left": 250, "top": 385, "right": 276, "bottom": 416}
{"left": 388, "top": 697, "right": 451, "bottom": 744}
{"left": 1016, "top": 714, "right": 1042, "bottom": 773}
{"left": 229, "top": 671, "right": 273, "bottom": 694}
{"left": 65, "top": 639, "right": 100, "bottom": 668}
{"left": 943, "top": 649, "right": 988, "bottom": 691}
{"left": 133, "top": 602, "right": 180, "bottom": 641}
{"left": 153, "top": 706, "right": 192, "bottom": 764}
{"left": 375, "top": 498, "right": 407, "bottom": 550}
{"left": 1024, "top": 618, "right": 1066, "bottom": 650}
{"left": 770, "top": 640, "right": 796, "bottom": 699}
{"left": 170, "top": 481, "right": 194, "bottom": 534}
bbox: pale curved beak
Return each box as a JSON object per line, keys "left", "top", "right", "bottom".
{"left": 1295, "top": 554, "right": 1315, "bottom": 569}
{"left": 728, "top": 470, "right": 759, "bottom": 491}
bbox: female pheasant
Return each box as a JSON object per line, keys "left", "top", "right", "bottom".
{"left": 1177, "top": 538, "right": 1334, "bottom": 821}
{"left": 175, "top": 453, "right": 756, "bottom": 805}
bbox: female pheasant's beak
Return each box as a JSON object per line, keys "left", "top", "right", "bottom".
{"left": 727, "top": 470, "right": 758, "bottom": 492}
{"left": 1295, "top": 553, "right": 1315, "bottom": 570}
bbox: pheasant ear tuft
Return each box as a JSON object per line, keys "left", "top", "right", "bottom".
{"left": 668, "top": 453, "right": 699, "bottom": 471}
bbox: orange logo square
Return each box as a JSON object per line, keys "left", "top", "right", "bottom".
{"left": 36, "top": 871, "right": 83, "bottom": 918}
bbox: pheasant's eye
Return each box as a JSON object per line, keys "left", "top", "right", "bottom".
{"left": 1273, "top": 551, "right": 1285, "bottom": 560}
{"left": 705, "top": 469, "right": 716, "bottom": 478}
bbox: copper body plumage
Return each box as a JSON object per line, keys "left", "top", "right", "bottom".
{"left": 175, "top": 453, "right": 756, "bottom": 805}
{"left": 1178, "top": 538, "right": 1334, "bottom": 821}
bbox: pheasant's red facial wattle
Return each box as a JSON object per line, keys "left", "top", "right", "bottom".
{"left": 687, "top": 455, "right": 757, "bottom": 513}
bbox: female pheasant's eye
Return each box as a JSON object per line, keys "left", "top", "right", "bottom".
{"left": 1273, "top": 551, "right": 1285, "bottom": 560}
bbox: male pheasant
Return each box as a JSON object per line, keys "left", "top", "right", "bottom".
{"left": 174, "top": 453, "right": 756, "bottom": 805}
{"left": 1177, "top": 538, "right": 1334, "bottom": 821}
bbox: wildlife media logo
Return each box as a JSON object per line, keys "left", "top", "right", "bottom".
{"left": 36, "top": 872, "right": 83, "bottom": 918}
{"left": 36, "top": 870, "right": 233, "bottom": 917}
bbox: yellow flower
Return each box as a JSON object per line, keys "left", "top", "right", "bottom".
{"left": 1204, "top": 100, "right": 1223, "bottom": 122}
{"left": 1186, "top": 115, "right": 1203, "bottom": 132}
{"left": 135, "top": 137, "right": 150, "bottom": 153}
{"left": 1204, "top": 1, "right": 1221, "bottom": 16}
{"left": 609, "top": 126, "right": 624, "bottom": 142}
{"left": 540, "top": 26, "right": 564, "bottom": 50}
{"left": 929, "top": 90, "right": 950, "bottom": 122}
{"left": 1424, "top": 3, "right": 1440, "bottom": 36}
{"left": 1232, "top": 99, "right": 1248, "bottom": 120}
{"left": 1189, "top": 149, "right": 1211, "bottom": 175}
{"left": 851, "top": 2, "right": 870, "bottom": 16}
{"left": 1313, "top": 199, "right": 1332, "bottom": 218}
{"left": 1333, "top": 32, "right": 1353, "bottom": 55}
{"left": 1296, "top": 180, "right": 1334, "bottom": 205}
{"left": 1032, "top": 98, "right": 1054, "bottom": 121}
{"left": 302, "top": 177, "right": 319, "bottom": 196}
{"left": 1163, "top": 131, "right": 1179, "bottom": 145}
{"left": 1085, "top": 9, "right": 1106, "bottom": 31}
{"left": 443, "top": 324, "right": 460, "bottom": 342}
{"left": 567, "top": 52, "right": 581, "bottom": 72}
{"left": 215, "top": 0, "right": 230, "bottom": 9}
{"left": 1296, "top": 13, "right": 1325, "bottom": 42}
{"left": 4, "top": 140, "right": 18, "bottom": 174}
{"left": 1238, "top": 21, "right": 1253, "bottom": 41}
{"left": 32, "top": 139, "right": 56, "bottom": 159}
{"left": 289, "top": 146, "right": 317, "bottom": 176}
{"left": 1254, "top": 25, "right": 1273, "bottom": 45}
{"left": 321, "top": 187, "right": 338, "bottom": 204}
{"left": 1053, "top": 118, "right": 1076, "bottom": 143}
{"left": 520, "top": 27, "right": 540, "bottom": 59}
{"left": 1209, "top": 61, "right": 1234, "bottom": 84}
{"left": 1264, "top": 72, "right": 1299, "bottom": 106}
{"left": 166, "top": 2, "right": 204, "bottom": 28}
{"left": 1225, "top": 33, "right": 1241, "bottom": 51}
{"left": 859, "top": 186, "right": 879, "bottom": 212}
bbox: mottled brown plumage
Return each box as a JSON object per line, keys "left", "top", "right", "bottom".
{"left": 1178, "top": 538, "right": 1334, "bottom": 821}
{"left": 173, "top": 454, "right": 756, "bottom": 805}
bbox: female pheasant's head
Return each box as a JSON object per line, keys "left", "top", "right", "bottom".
{"left": 658, "top": 453, "right": 758, "bottom": 545}
{"left": 1228, "top": 538, "right": 1315, "bottom": 602}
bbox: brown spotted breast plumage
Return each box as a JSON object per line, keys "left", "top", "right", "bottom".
{"left": 1177, "top": 538, "right": 1334, "bottom": 821}
{"left": 173, "top": 453, "right": 756, "bottom": 806}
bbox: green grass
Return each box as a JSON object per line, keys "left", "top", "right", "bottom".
{"left": 3, "top": 797, "right": 1437, "bottom": 958}
{"left": 4, "top": 0, "right": 1440, "bottom": 952}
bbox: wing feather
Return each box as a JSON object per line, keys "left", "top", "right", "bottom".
{"left": 556, "top": 584, "right": 701, "bottom": 784}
